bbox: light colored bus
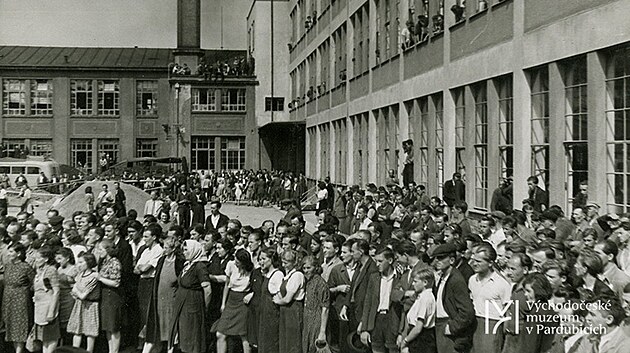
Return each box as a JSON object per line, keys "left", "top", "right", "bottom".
{"left": 0, "top": 156, "right": 61, "bottom": 188}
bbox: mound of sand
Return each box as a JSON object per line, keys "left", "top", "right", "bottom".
{"left": 42, "top": 181, "right": 150, "bottom": 219}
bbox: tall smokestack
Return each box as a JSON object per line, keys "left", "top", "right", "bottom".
{"left": 174, "top": 0, "right": 203, "bottom": 69}
{"left": 177, "top": 0, "right": 201, "bottom": 49}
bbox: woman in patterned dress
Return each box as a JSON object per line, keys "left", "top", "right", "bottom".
{"left": 143, "top": 236, "right": 185, "bottom": 353}
{"left": 31, "top": 246, "right": 61, "bottom": 353}
{"left": 2, "top": 243, "right": 35, "bottom": 353}
{"left": 56, "top": 247, "right": 77, "bottom": 345}
{"left": 68, "top": 252, "right": 100, "bottom": 353}
{"left": 301, "top": 255, "right": 330, "bottom": 353}
{"left": 96, "top": 239, "right": 124, "bottom": 353}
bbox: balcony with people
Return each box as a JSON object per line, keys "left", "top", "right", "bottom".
{"left": 168, "top": 53, "right": 256, "bottom": 83}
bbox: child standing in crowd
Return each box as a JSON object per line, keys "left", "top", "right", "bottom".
{"left": 399, "top": 268, "right": 437, "bottom": 353}
{"left": 56, "top": 247, "right": 78, "bottom": 345}
{"left": 68, "top": 253, "right": 100, "bottom": 353}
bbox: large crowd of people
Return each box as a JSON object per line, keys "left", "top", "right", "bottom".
{"left": 0, "top": 163, "right": 630, "bottom": 353}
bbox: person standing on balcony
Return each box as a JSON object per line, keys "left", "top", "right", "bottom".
{"left": 402, "top": 139, "right": 414, "bottom": 187}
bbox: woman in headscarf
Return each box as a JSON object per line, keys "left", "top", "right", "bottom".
{"left": 169, "top": 240, "right": 212, "bottom": 353}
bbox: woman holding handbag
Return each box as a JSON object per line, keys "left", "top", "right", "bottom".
{"left": 31, "top": 246, "right": 61, "bottom": 353}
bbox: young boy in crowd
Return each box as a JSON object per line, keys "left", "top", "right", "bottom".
{"left": 398, "top": 267, "right": 436, "bottom": 353}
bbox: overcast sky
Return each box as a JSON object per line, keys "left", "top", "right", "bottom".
{"left": 0, "top": 0, "right": 250, "bottom": 49}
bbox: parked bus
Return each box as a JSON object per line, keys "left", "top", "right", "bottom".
{"left": 0, "top": 156, "right": 61, "bottom": 188}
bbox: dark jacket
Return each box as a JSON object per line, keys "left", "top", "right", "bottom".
{"left": 145, "top": 254, "right": 185, "bottom": 343}
{"left": 434, "top": 267, "right": 476, "bottom": 352}
{"left": 392, "top": 260, "right": 427, "bottom": 311}
{"left": 345, "top": 258, "right": 378, "bottom": 321}
{"left": 328, "top": 263, "right": 351, "bottom": 314}
{"left": 443, "top": 179, "right": 465, "bottom": 207}
{"left": 360, "top": 272, "right": 402, "bottom": 332}
{"left": 528, "top": 186, "right": 549, "bottom": 213}
{"left": 205, "top": 213, "right": 230, "bottom": 233}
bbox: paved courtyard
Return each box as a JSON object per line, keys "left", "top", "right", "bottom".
{"left": 219, "top": 203, "right": 319, "bottom": 234}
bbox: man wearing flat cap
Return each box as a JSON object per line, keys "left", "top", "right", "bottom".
{"left": 430, "top": 243, "right": 476, "bottom": 353}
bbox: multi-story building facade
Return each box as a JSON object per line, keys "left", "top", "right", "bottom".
{"left": 0, "top": 0, "right": 262, "bottom": 174}
{"left": 247, "top": 0, "right": 306, "bottom": 173}
{"left": 289, "top": 0, "right": 630, "bottom": 213}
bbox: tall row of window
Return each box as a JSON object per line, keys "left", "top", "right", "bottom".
{"left": 2, "top": 79, "right": 158, "bottom": 117}
{"left": 2, "top": 79, "right": 248, "bottom": 116}
{"left": 192, "top": 88, "right": 246, "bottom": 112}
{"left": 606, "top": 47, "right": 630, "bottom": 211}
{"left": 3, "top": 79, "right": 53, "bottom": 116}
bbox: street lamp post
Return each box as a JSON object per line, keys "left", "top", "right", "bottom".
{"left": 175, "top": 83, "right": 181, "bottom": 158}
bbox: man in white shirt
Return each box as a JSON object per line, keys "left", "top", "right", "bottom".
{"left": 479, "top": 216, "right": 506, "bottom": 252}
{"left": 359, "top": 247, "right": 400, "bottom": 353}
{"left": 96, "top": 183, "right": 114, "bottom": 209}
{"left": 143, "top": 190, "right": 164, "bottom": 218}
{"left": 468, "top": 242, "right": 512, "bottom": 353}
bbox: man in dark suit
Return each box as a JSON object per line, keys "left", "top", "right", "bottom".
{"left": 527, "top": 175, "right": 549, "bottom": 213}
{"left": 359, "top": 247, "right": 403, "bottom": 352}
{"left": 175, "top": 183, "right": 195, "bottom": 229}
{"left": 191, "top": 186, "right": 207, "bottom": 226}
{"left": 205, "top": 200, "right": 229, "bottom": 233}
{"left": 392, "top": 240, "right": 428, "bottom": 311}
{"left": 104, "top": 220, "right": 137, "bottom": 347}
{"left": 443, "top": 172, "right": 466, "bottom": 208}
{"left": 340, "top": 239, "right": 378, "bottom": 336}
{"left": 328, "top": 238, "right": 357, "bottom": 353}
{"left": 430, "top": 243, "right": 476, "bottom": 353}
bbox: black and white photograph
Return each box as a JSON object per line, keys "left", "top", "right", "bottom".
{"left": 1, "top": 1, "right": 630, "bottom": 353}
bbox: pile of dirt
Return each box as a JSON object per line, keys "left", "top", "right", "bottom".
{"left": 41, "top": 181, "right": 150, "bottom": 219}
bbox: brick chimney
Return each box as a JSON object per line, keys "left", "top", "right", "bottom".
{"left": 174, "top": 0, "right": 203, "bottom": 68}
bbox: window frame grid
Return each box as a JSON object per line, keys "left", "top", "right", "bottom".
{"left": 71, "top": 79, "right": 93, "bottom": 116}
{"left": 193, "top": 88, "right": 217, "bottom": 112}
{"left": 136, "top": 80, "right": 159, "bottom": 117}
{"left": 2, "top": 79, "right": 27, "bottom": 116}
{"left": 473, "top": 82, "right": 488, "bottom": 209}
{"left": 221, "top": 137, "right": 246, "bottom": 170}
{"left": 530, "top": 66, "right": 550, "bottom": 188}
{"left": 221, "top": 89, "right": 246, "bottom": 112}
{"left": 71, "top": 139, "right": 93, "bottom": 173}
{"left": 136, "top": 139, "right": 158, "bottom": 158}
{"left": 30, "top": 139, "right": 53, "bottom": 157}
{"left": 497, "top": 75, "right": 514, "bottom": 178}
{"left": 605, "top": 47, "right": 630, "bottom": 211}
{"left": 30, "top": 79, "right": 53, "bottom": 116}
{"left": 97, "top": 80, "right": 120, "bottom": 116}
{"left": 97, "top": 139, "right": 120, "bottom": 165}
